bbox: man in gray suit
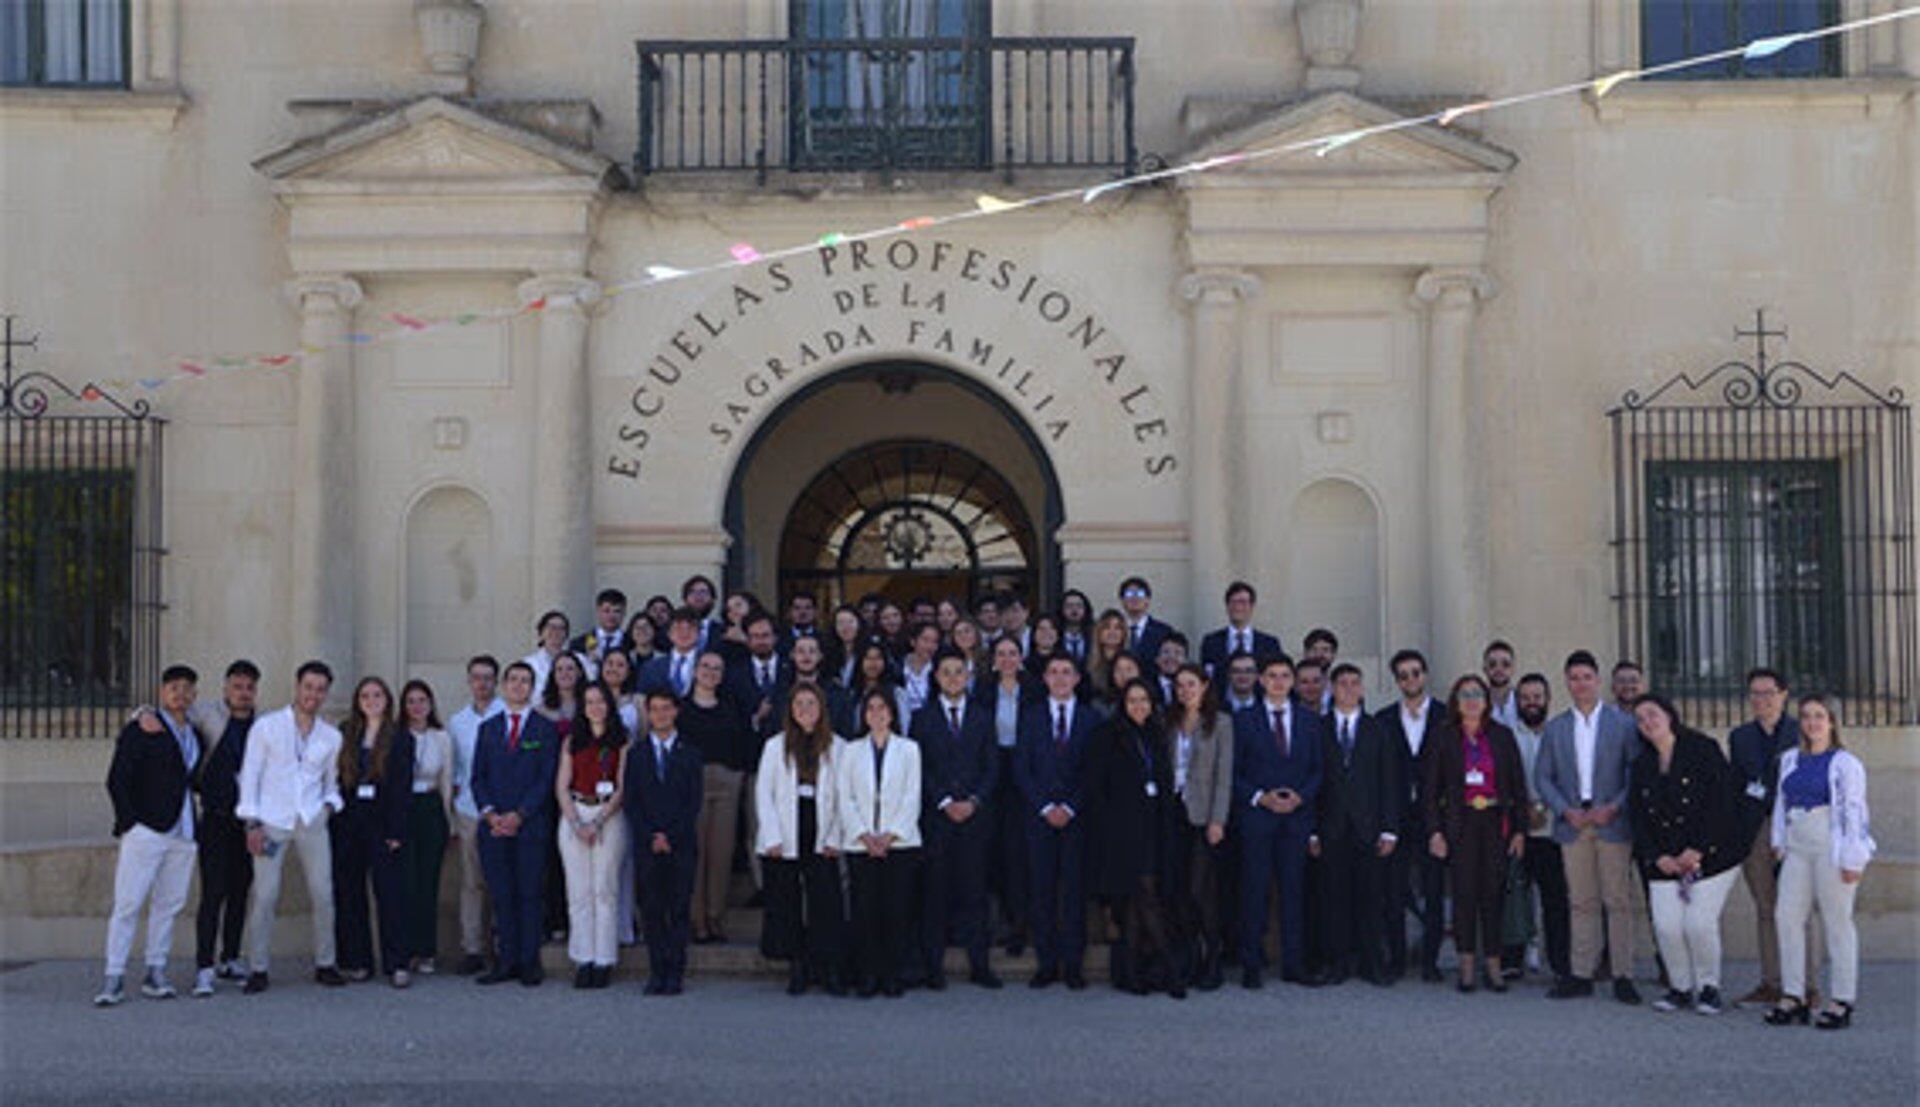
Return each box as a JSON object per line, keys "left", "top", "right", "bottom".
{"left": 1533, "top": 650, "right": 1642, "bottom": 1004}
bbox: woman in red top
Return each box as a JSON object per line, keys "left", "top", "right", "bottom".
{"left": 555, "top": 680, "right": 630, "bottom": 989}
{"left": 1425, "top": 673, "right": 1528, "bottom": 993}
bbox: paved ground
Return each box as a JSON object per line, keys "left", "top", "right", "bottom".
{"left": 2, "top": 958, "right": 1914, "bottom": 1104}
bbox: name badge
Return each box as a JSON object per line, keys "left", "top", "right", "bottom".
{"left": 1144, "top": 781, "right": 1159, "bottom": 798}
{"left": 797, "top": 784, "right": 817, "bottom": 799}
{"left": 1745, "top": 781, "right": 1767, "bottom": 801}
{"left": 595, "top": 780, "right": 614, "bottom": 798}
{"left": 356, "top": 784, "right": 376, "bottom": 800}
{"left": 1464, "top": 770, "right": 1486, "bottom": 787}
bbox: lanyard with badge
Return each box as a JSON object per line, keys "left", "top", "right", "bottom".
{"left": 1134, "top": 732, "right": 1158, "bottom": 798}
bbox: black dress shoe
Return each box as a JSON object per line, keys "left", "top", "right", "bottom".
{"left": 1168, "top": 985, "right": 1187, "bottom": 1000}
{"left": 642, "top": 978, "right": 665, "bottom": 995}
{"left": 242, "top": 972, "right": 270, "bottom": 995}
{"left": 1613, "top": 978, "right": 1642, "bottom": 1006}
{"left": 1420, "top": 965, "right": 1444, "bottom": 983}
{"left": 1064, "top": 969, "right": 1087, "bottom": 990}
{"left": 970, "top": 969, "right": 1004, "bottom": 990}
{"left": 1548, "top": 976, "right": 1594, "bottom": 999}
{"left": 924, "top": 970, "right": 947, "bottom": 992}
{"left": 882, "top": 980, "right": 904, "bottom": 998}
{"left": 457, "top": 954, "right": 486, "bottom": 976}
{"left": 1282, "top": 971, "right": 1325, "bottom": 988}
{"left": 857, "top": 979, "right": 881, "bottom": 998}
{"left": 823, "top": 973, "right": 847, "bottom": 997}
{"left": 574, "top": 966, "right": 594, "bottom": 989}
{"left": 314, "top": 967, "right": 347, "bottom": 988}
{"left": 787, "top": 965, "right": 808, "bottom": 996}
{"left": 520, "top": 966, "right": 544, "bottom": 987}
{"left": 1242, "top": 968, "right": 1263, "bottom": 990}
{"left": 663, "top": 979, "right": 684, "bottom": 995}
{"left": 476, "top": 965, "right": 519, "bottom": 986}
{"left": 1457, "top": 979, "right": 1477, "bottom": 994}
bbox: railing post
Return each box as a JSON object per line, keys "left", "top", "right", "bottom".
{"left": 1121, "top": 42, "right": 1137, "bottom": 176}
{"left": 636, "top": 46, "right": 654, "bottom": 176}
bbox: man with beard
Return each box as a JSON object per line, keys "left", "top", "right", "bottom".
{"left": 1484, "top": 640, "right": 1519, "bottom": 729}
{"left": 1504, "top": 673, "right": 1568, "bottom": 982}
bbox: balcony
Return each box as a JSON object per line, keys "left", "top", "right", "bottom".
{"left": 634, "top": 36, "right": 1136, "bottom": 182}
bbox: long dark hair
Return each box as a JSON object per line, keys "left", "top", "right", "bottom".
{"left": 858, "top": 687, "right": 900, "bottom": 737}
{"left": 1444, "top": 673, "right": 1493, "bottom": 735}
{"left": 781, "top": 683, "right": 835, "bottom": 784}
{"left": 399, "top": 678, "right": 442, "bottom": 731}
{"left": 340, "top": 676, "right": 399, "bottom": 788}
{"left": 1171, "top": 661, "right": 1220, "bottom": 733}
{"left": 571, "top": 680, "right": 630, "bottom": 755}
{"left": 542, "top": 651, "right": 585, "bottom": 713}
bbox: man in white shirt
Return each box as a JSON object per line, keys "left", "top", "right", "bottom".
{"left": 1377, "top": 648, "right": 1447, "bottom": 982}
{"left": 446, "top": 653, "right": 505, "bottom": 975}
{"left": 95, "top": 665, "right": 203, "bottom": 1006}
{"left": 236, "top": 660, "right": 347, "bottom": 992}
{"left": 522, "top": 609, "right": 577, "bottom": 699}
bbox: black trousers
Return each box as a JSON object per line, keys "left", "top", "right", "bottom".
{"left": 1321, "top": 831, "right": 1385, "bottom": 976}
{"left": 1506, "top": 836, "right": 1571, "bottom": 978}
{"left": 401, "top": 793, "right": 449, "bottom": 961}
{"left": 850, "top": 852, "right": 917, "bottom": 987}
{"left": 761, "top": 799, "right": 845, "bottom": 978}
{"left": 331, "top": 812, "right": 410, "bottom": 976}
{"left": 638, "top": 844, "right": 697, "bottom": 984}
{"left": 1111, "top": 876, "right": 1184, "bottom": 994}
{"left": 1385, "top": 828, "right": 1448, "bottom": 974}
{"left": 1448, "top": 808, "right": 1507, "bottom": 959}
{"left": 989, "top": 749, "right": 1029, "bottom": 939}
{"left": 922, "top": 813, "right": 992, "bottom": 975}
{"left": 194, "top": 811, "right": 251, "bottom": 969}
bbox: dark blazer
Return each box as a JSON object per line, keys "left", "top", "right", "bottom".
{"left": 1231, "top": 700, "right": 1326, "bottom": 832}
{"left": 637, "top": 651, "right": 701, "bottom": 698}
{"left": 1082, "top": 715, "right": 1178, "bottom": 897}
{"left": 909, "top": 694, "right": 998, "bottom": 822}
{"left": 343, "top": 728, "right": 416, "bottom": 845}
{"left": 1013, "top": 698, "right": 1098, "bottom": 818}
{"left": 1375, "top": 697, "right": 1448, "bottom": 837}
{"left": 628, "top": 734, "right": 704, "bottom": 850}
{"left": 1422, "top": 721, "right": 1528, "bottom": 847}
{"left": 1316, "top": 710, "right": 1403, "bottom": 845}
{"left": 193, "top": 713, "right": 256, "bottom": 820}
{"left": 727, "top": 652, "right": 791, "bottom": 737}
{"left": 1125, "top": 615, "right": 1176, "bottom": 665}
{"left": 1629, "top": 728, "right": 1744, "bottom": 883}
{"left": 1727, "top": 714, "right": 1800, "bottom": 848}
{"left": 106, "top": 717, "right": 200, "bottom": 838}
{"left": 1198, "top": 626, "right": 1282, "bottom": 675}
{"left": 471, "top": 709, "right": 561, "bottom": 830}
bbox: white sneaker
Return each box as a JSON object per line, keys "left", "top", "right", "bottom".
{"left": 391, "top": 969, "right": 411, "bottom": 989}
{"left": 141, "top": 968, "right": 177, "bottom": 999}
{"left": 415, "top": 958, "right": 436, "bottom": 976}
{"left": 218, "top": 958, "right": 248, "bottom": 980}
{"left": 192, "top": 968, "right": 217, "bottom": 997}
{"left": 93, "top": 976, "right": 125, "bottom": 1007}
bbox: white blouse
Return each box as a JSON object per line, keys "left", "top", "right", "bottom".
{"left": 1771, "top": 746, "right": 1875, "bottom": 872}
{"left": 411, "top": 727, "right": 452, "bottom": 797}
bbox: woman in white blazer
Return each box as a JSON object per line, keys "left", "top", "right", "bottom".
{"left": 1765, "top": 693, "right": 1874, "bottom": 1030}
{"left": 754, "top": 684, "right": 847, "bottom": 997}
{"left": 838, "top": 688, "right": 922, "bottom": 998}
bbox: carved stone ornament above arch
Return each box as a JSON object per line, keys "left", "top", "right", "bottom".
{"left": 1176, "top": 90, "right": 1517, "bottom": 271}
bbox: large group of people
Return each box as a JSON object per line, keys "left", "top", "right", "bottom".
{"left": 99, "top": 576, "right": 1876, "bottom": 1029}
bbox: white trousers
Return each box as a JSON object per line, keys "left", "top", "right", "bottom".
{"left": 247, "top": 818, "right": 337, "bottom": 972}
{"left": 104, "top": 825, "right": 197, "bottom": 976}
{"left": 1778, "top": 806, "right": 1861, "bottom": 1004}
{"left": 558, "top": 809, "right": 629, "bottom": 967}
{"left": 1647, "top": 866, "right": 1737, "bottom": 993}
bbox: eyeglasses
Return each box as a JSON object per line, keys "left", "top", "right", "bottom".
{"left": 1456, "top": 688, "right": 1487, "bottom": 701}
{"left": 1121, "top": 588, "right": 1148, "bottom": 599}
{"left": 1394, "top": 668, "right": 1424, "bottom": 681}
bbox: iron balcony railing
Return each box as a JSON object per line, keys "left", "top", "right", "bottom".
{"left": 635, "top": 36, "right": 1136, "bottom": 181}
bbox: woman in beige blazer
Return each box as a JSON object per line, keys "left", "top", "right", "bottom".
{"left": 1168, "top": 662, "right": 1234, "bottom": 990}
{"left": 837, "top": 689, "right": 923, "bottom": 997}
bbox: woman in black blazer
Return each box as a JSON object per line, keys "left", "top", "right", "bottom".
{"left": 333, "top": 676, "right": 416, "bottom": 987}
{"left": 1628, "top": 694, "right": 1744, "bottom": 1015}
{"left": 1085, "top": 679, "right": 1185, "bottom": 998}
{"left": 1425, "top": 673, "right": 1527, "bottom": 993}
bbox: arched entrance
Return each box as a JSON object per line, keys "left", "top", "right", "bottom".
{"left": 723, "top": 359, "right": 1062, "bottom": 612}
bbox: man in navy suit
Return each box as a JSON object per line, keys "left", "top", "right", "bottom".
{"left": 1232, "top": 654, "right": 1325, "bottom": 988}
{"left": 628, "top": 689, "right": 703, "bottom": 995}
{"left": 471, "top": 662, "right": 561, "bottom": 986}
{"left": 1198, "top": 580, "right": 1283, "bottom": 677}
{"left": 1014, "top": 653, "right": 1098, "bottom": 989}
{"left": 1117, "top": 576, "right": 1174, "bottom": 665}
{"left": 638, "top": 608, "right": 703, "bottom": 698}
{"left": 1376, "top": 648, "right": 1449, "bottom": 982}
{"left": 911, "top": 647, "right": 1001, "bottom": 990}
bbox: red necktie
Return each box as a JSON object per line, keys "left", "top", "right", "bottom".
{"left": 508, "top": 713, "right": 522, "bottom": 753}
{"left": 1272, "top": 708, "right": 1288, "bottom": 759}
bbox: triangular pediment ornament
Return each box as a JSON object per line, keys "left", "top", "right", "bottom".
{"left": 252, "top": 95, "right": 614, "bottom": 184}
{"left": 1180, "top": 90, "right": 1515, "bottom": 180}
